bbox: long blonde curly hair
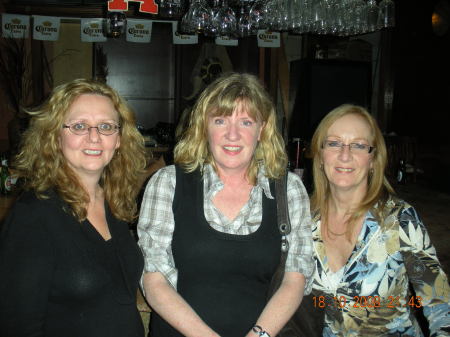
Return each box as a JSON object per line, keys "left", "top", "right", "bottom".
{"left": 174, "top": 72, "right": 287, "bottom": 183}
{"left": 14, "top": 79, "right": 147, "bottom": 222}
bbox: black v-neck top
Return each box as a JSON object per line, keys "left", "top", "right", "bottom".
{"left": 0, "top": 190, "right": 144, "bottom": 337}
{"left": 149, "top": 167, "right": 280, "bottom": 337}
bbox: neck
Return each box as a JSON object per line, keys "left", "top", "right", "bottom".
{"left": 328, "top": 186, "right": 367, "bottom": 216}
{"left": 78, "top": 175, "right": 103, "bottom": 202}
{"left": 216, "top": 167, "right": 252, "bottom": 187}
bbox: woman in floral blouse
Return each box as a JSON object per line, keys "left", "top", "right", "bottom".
{"left": 309, "top": 104, "right": 449, "bottom": 337}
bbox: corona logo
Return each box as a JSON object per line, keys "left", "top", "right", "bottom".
{"left": 128, "top": 26, "right": 149, "bottom": 35}
{"left": 258, "top": 31, "right": 278, "bottom": 41}
{"left": 5, "top": 22, "right": 27, "bottom": 30}
{"left": 136, "top": 24, "right": 144, "bottom": 29}
{"left": 43, "top": 21, "right": 52, "bottom": 27}
{"left": 108, "top": 0, "right": 158, "bottom": 14}
{"left": 36, "top": 25, "right": 57, "bottom": 33}
{"left": 12, "top": 18, "right": 20, "bottom": 24}
{"left": 174, "top": 31, "right": 190, "bottom": 39}
{"left": 84, "top": 23, "right": 103, "bottom": 35}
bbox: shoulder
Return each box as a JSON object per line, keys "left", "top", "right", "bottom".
{"left": 150, "top": 164, "right": 176, "bottom": 181}
{"left": 286, "top": 172, "right": 309, "bottom": 198}
{"left": 1, "top": 190, "right": 69, "bottom": 242}
{"left": 12, "top": 189, "right": 64, "bottom": 215}
{"left": 377, "top": 195, "right": 423, "bottom": 231}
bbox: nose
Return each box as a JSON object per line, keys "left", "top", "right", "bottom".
{"left": 338, "top": 144, "right": 352, "bottom": 161}
{"left": 225, "top": 121, "right": 240, "bottom": 141}
{"left": 87, "top": 127, "right": 101, "bottom": 142}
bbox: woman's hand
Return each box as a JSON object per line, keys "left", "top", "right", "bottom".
{"left": 244, "top": 272, "right": 306, "bottom": 337}
{"left": 143, "top": 272, "right": 220, "bottom": 337}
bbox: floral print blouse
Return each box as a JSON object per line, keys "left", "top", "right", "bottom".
{"left": 311, "top": 196, "right": 450, "bottom": 337}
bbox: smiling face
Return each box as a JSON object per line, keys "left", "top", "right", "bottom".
{"left": 321, "top": 113, "right": 374, "bottom": 196}
{"left": 59, "top": 94, "right": 120, "bottom": 183}
{"left": 207, "top": 101, "right": 264, "bottom": 178}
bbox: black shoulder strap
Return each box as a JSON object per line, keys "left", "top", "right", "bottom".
{"left": 275, "top": 172, "right": 291, "bottom": 253}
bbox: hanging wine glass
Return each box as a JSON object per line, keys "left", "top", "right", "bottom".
{"left": 249, "top": 0, "right": 267, "bottom": 31}
{"left": 328, "top": 0, "right": 342, "bottom": 35}
{"left": 311, "top": 0, "right": 325, "bottom": 34}
{"left": 205, "top": 0, "right": 221, "bottom": 36}
{"left": 238, "top": 3, "right": 254, "bottom": 37}
{"left": 277, "top": 0, "right": 292, "bottom": 31}
{"left": 289, "top": 0, "right": 302, "bottom": 30}
{"left": 353, "top": 0, "right": 368, "bottom": 34}
{"left": 158, "top": 0, "right": 183, "bottom": 19}
{"left": 366, "top": 0, "right": 379, "bottom": 32}
{"left": 211, "top": 0, "right": 237, "bottom": 37}
{"left": 264, "top": 0, "right": 278, "bottom": 31}
{"left": 378, "top": 0, "right": 395, "bottom": 29}
{"left": 180, "top": 0, "right": 214, "bottom": 35}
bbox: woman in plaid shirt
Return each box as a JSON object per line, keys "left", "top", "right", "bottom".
{"left": 137, "top": 73, "right": 314, "bottom": 337}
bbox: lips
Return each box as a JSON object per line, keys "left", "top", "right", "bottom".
{"left": 223, "top": 145, "right": 242, "bottom": 153}
{"left": 83, "top": 149, "right": 102, "bottom": 155}
{"left": 336, "top": 167, "right": 354, "bottom": 172}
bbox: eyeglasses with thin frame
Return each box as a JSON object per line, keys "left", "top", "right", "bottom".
{"left": 322, "top": 140, "right": 375, "bottom": 154}
{"left": 62, "top": 122, "right": 121, "bottom": 136}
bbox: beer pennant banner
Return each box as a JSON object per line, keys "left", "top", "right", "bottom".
{"left": 257, "top": 30, "right": 280, "bottom": 48}
{"left": 126, "top": 19, "right": 152, "bottom": 43}
{"left": 215, "top": 36, "right": 238, "bottom": 46}
{"left": 172, "top": 22, "right": 198, "bottom": 45}
{"left": 80, "top": 18, "right": 107, "bottom": 42}
{"left": 33, "top": 15, "right": 60, "bottom": 41}
{"left": 2, "top": 13, "right": 30, "bottom": 38}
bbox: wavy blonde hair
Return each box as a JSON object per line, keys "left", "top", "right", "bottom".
{"left": 14, "top": 79, "right": 147, "bottom": 222}
{"left": 174, "top": 72, "right": 287, "bottom": 183}
{"left": 310, "top": 104, "right": 394, "bottom": 238}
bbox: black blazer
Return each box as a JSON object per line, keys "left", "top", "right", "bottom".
{"left": 0, "top": 190, "right": 144, "bottom": 337}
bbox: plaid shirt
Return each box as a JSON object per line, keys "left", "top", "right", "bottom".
{"left": 137, "top": 164, "right": 315, "bottom": 294}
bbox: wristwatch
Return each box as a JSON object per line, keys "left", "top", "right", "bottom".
{"left": 252, "top": 325, "right": 271, "bottom": 337}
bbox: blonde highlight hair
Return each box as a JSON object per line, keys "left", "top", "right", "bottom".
{"left": 14, "top": 79, "right": 147, "bottom": 222}
{"left": 174, "top": 72, "right": 287, "bottom": 182}
{"left": 310, "top": 104, "right": 394, "bottom": 238}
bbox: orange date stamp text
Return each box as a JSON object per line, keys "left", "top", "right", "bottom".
{"left": 312, "top": 295, "right": 423, "bottom": 309}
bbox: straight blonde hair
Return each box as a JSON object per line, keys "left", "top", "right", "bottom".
{"left": 310, "top": 104, "right": 394, "bottom": 239}
{"left": 174, "top": 72, "right": 287, "bottom": 183}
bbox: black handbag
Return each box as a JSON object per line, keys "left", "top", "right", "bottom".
{"left": 268, "top": 174, "right": 324, "bottom": 337}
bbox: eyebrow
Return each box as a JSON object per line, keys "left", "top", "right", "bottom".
{"left": 325, "top": 136, "right": 370, "bottom": 142}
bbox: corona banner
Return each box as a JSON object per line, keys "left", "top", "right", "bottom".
{"left": 126, "top": 19, "right": 152, "bottom": 43}
{"left": 32, "top": 15, "right": 60, "bottom": 41}
{"left": 80, "top": 18, "right": 107, "bottom": 42}
{"left": 2, "top": 13, "right": 30, "bottom": 39}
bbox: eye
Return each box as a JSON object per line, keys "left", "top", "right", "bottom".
{"left": 242, "top": 120, "right": 253, "bottom": 127}
{"left": 98, "top": 123, "right": 113, "bottom": 131}
{"left": 326, "top": 140, "right": 341, "bottom": 148}
{"left": 351, "top": 143, "right": 368, "bottom": 150}
{"left": 72, "top": 122, "right": 87, "bottom": 131}
{"left": 213, "top": 118, "right": 225, "bottom": 125}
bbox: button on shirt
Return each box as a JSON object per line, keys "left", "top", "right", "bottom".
{"left": 137, "top": 164, "right": 315, "bottom": 294}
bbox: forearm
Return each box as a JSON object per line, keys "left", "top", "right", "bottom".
{"left": 143, "top": 272, "right": 220, "bottom": 337}
{"left": 246, "top": 272, "right": 305, "bottom": 337}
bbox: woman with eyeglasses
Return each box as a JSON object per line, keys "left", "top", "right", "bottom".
{"left": 308, "top": 104, "right": 449, "bottom": 336}
{"left": 0, "top": 79, "right": 147, "bottom": 337}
